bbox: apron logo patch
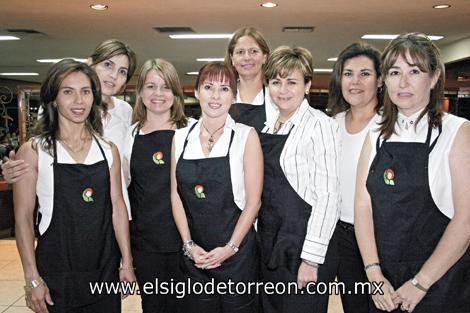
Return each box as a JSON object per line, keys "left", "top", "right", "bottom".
{"left": 383, "top": 168, "right": 395, "bottom": 185}
{"left": 82, "top": 187, "right": 94, "bottom": 202}
{"left": 152, "top": 151, "right": 165, "bottom": 165}
{"left": 194, "top": 184, "right": 206, "bottom": 199}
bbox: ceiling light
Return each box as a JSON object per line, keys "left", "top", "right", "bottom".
{"left": 186, "top": 72, "right": 199, "bottom": 76}
{"left": 314, "top": 69, "right": 333, "bottom": 73}
{"left": 261, "top": 2, "right": 278, "bottom": 8}
{"left": 90, "top": 4, "right": 108, "bottom": 10}
{"left": 433, "top": 4, "right": 451, "bottom": 9}
{"left": 327, "top": 58, "right": 337, "bottom": 62}
{"left": 37, "top": 58, "right": 87, "bottom": 63}
{"left": 0, "top": 36, "right": 20, "bottom": 41}
{"left": 196, "top": 58, "right": 225, "bottom": 62}
{"left": 0, "top": 73, "right": 39, "bottom": 76}
{"left": 362, "top": 34, "right": 443, "bottom": 41}
{"left": 170, "top": 34, "right": 233, "bottom": 39}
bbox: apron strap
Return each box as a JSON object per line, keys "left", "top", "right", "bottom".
{"left": 262, "top": 86, "right": 266, "bottom": 106}
{"left": 92, "top": 135, "right": 108, "bottom": 163}
{"left": 428, "top": 124, "right": 443, "bottom": 152}
{"left": 181, "top": 121, "right": 199, "bottom": 155}
{"left": 53, "top": 137, "right": 58, "bottom": 164}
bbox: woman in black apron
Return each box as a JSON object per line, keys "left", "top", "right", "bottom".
{"left": 13, "top": 59, "right": 134, "bottom": 313}
{"left": 225, "top": 27, "right": 277, "bottom": 132}
{"left": 123, "top": 58, "right": 189, "bottom": 312}
{"left": 355, "top": 33, "right": 470, "bottom": 313}
{"left": 326, "top": 42, "right": 383, "bottom": 313}
{"left": 258, "top": 46, "right": 340, "bottom": 313}
{"left": 171, "top": 61, "right": 263, "bottom": 313}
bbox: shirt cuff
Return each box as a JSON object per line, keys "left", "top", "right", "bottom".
{"left": 301, "top": 240, "right": 329, "bottom": 264}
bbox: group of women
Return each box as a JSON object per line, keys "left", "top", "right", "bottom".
{"left": 1, "top": 27, "right": 469, "bottom": 313}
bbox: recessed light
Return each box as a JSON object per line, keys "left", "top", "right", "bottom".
{"left": 314, "top": 69, "right": 333, "bottom": 73}
{"left": 186, "top": 72, "right": 199, "bottom": 76}
{"left": 90, "top": 4, "right": 108, "bottom": 10}
{"left": 170, "top": 34, "right": 233, "bottom": 39}
{"left": 327, "top": 58, "right": 337, "bottom": 62}
{"left": 0, "top": 73, "right": 39, "bottom": 76}
{"left": 0, "top": 36, "right": 20, "bottom": 41}
{"left": 261, "top": 2, "right": 278, "bottom": 8}
{"left": 37, "top": 58, "right": 87, "bottom": 63}
{"left": 362, "top": 34, "right": 443, "bottom": 41}
{"left": 196, "top": 58, "right": 225, "bottom": 62}
{"left": 433, "top": 4, "right": 451, "bottom": 9}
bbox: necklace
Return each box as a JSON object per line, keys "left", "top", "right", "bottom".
{"left": 273, "top": 117, "right": 285, "bottom": 134}
{"left": 59, "top": 136, "right": 91, "bottom": 154}
{"left": 202, "top": 122, "right": 225, "bottom": 152}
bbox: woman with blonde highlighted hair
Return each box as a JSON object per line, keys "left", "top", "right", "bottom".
{"left": 122, "top": 58, "right": 189, "bottom": 313}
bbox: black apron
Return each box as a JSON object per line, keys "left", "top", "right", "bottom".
{"left": 35, "top": 137, "right": 120, "bottom": 309}
{"left": 258, "top": 128, "right": 330, "bottom": 312}
{"left": 366, "top": 125, "right": 470, "bottom": 313}
{"left": 233, "top": 87, "right": 266, "bottom": 133}
{"left": 128, "top": 129, "right": 181, "bottom": 252}
{"left": 175, "top": 122, "right": 258, "bottom": 284}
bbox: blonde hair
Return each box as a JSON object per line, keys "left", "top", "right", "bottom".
{"left": 265, "top": 46, "right": 313, "bottom": 84}
{"left": 132, "top": 58, "right": 188, "bottom": 132}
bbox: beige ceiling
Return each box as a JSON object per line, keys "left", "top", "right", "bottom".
{"left": 1, "top": 0, "right": 470, "bottom": 86}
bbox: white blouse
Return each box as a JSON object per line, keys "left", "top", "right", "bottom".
{"left": 335, "top": 111, "right": 381, "bottom": 224}
{"left": 174, "top": 115, "right": 252, "bottom": 210}
{"left": 36, "top": 137, "right": 113, "bottom": 234}
{"left": 368, "top": 110, "right": 468, "bottom": 218}
{"left": 262, "top": 99, "right": 341, "bottom": 264}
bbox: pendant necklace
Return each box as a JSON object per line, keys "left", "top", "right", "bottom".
{"left": 202, "top": 122, "right": 225, "bottom": 152}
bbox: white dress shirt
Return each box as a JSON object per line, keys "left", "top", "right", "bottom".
{"left": 174, "top": 115, "right": 253, "bottom": 210}
{"left": 262, "top": 99, "right": 340, "bottom": 264}
{"left": 368, "top": 110, "right": 468, "bottom": 218}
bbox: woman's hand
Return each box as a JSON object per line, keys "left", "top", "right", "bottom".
{"left": 297, "top": 261, "right": 318, "bottom": 289}
{"left": 1, "top": 151, "right": 30, "bottom": 183}
{"left": 191, "top": 245, "right": 209, "bottom": 267}
{"left": 119, "top": 267, "right": 136, "bottom": 299}
{"left": 26, "top": 284, "right": 53, "bottom": 313}
{"left": 367, "top": 268, "right": 399, "bottom": 312}
{"left": 393, "top": 280, "right": 427, "bottom": 312}
{"left": 199, "top": 245, "right": 235, "bottom": 270}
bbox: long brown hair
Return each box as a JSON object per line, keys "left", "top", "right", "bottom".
{"left": 327, "top": 42, "right": 383, "bottom": 117}
{"left": 132, "top": 58, "right": 188, "bottom": 133}
{"left": 379, "top": 33, "right": 444, "bottom": 139}
{"left": 225, "top": 27, "right": 270, "bottom": 79}
{"left": 35, "top": 59, "right": 103, "bottom": 155}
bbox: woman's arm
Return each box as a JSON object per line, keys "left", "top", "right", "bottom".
{"left": 298, "top": 118, "right": 340, "bottom": 288}
{"left": 395, "top": 122, "right": 470, "bottom": 312}
{"left": 1, "top": 150, "right": 30, "bottom": 183}
{"left": 14, "top": 141, "right": 53, "bottom": 312}
{"left": 170, "top": 137, "right": 208, "bottom": 265}
{"left": 108, "top": 144, "right": 134, "bottom": 295}
{"left": 205, "top": 128, "right": 263, "bottom": 268}
{"left": 355, "top": 133, "right": 398, "bottom": 312}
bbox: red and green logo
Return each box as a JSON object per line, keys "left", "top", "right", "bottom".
{"left": 194, "top": 184, "right": 206, "bottom": 199}
{"left": 383, "top": 168, "right": 395, "bottom": 186}
{"left": 82, "top": 187, "right": 94, "bottom": 203}
{"left": 152, "top": 151, "right": 165, "bottom": 165}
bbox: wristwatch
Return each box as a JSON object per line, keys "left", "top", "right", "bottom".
{"left": 411, "top": 277, "right": 429, "bottom": 292}
{"left": 226, "top": 241, "right": 239, "bottom": 253}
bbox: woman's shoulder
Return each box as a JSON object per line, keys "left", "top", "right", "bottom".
{"left": 111, "top": 97, "right": 133, "bottom": 115}
{"left": 442, "top": 113, "right": 468, "bottom": 133}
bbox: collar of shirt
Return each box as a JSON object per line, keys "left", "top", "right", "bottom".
{"left": 265, "top": 98, "right": 310, "bottom": 132}
{"left": 236, "top": 86, "right": 265, "bottom": 106}
{"left": 397, "top": 107, "right": 426, "bottom": 131}
{"left": 187, "top": 114, "right": 237, "bottom": 141}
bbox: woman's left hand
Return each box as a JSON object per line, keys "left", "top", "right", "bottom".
{"left": 393, "top": 280, "right": 427, "bottom": 312}
{"left": 197, "top": 246, "right": 235, "bottom": 270}
{"left": 297, "top": 261, "right": 318, "bottom": 289}
{"left": 119, "top": 267, "right": 136, "bottom": 299}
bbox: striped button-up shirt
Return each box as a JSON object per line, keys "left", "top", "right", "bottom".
{"left": 262, "top": 99, "right": 340, "bottom": 264}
